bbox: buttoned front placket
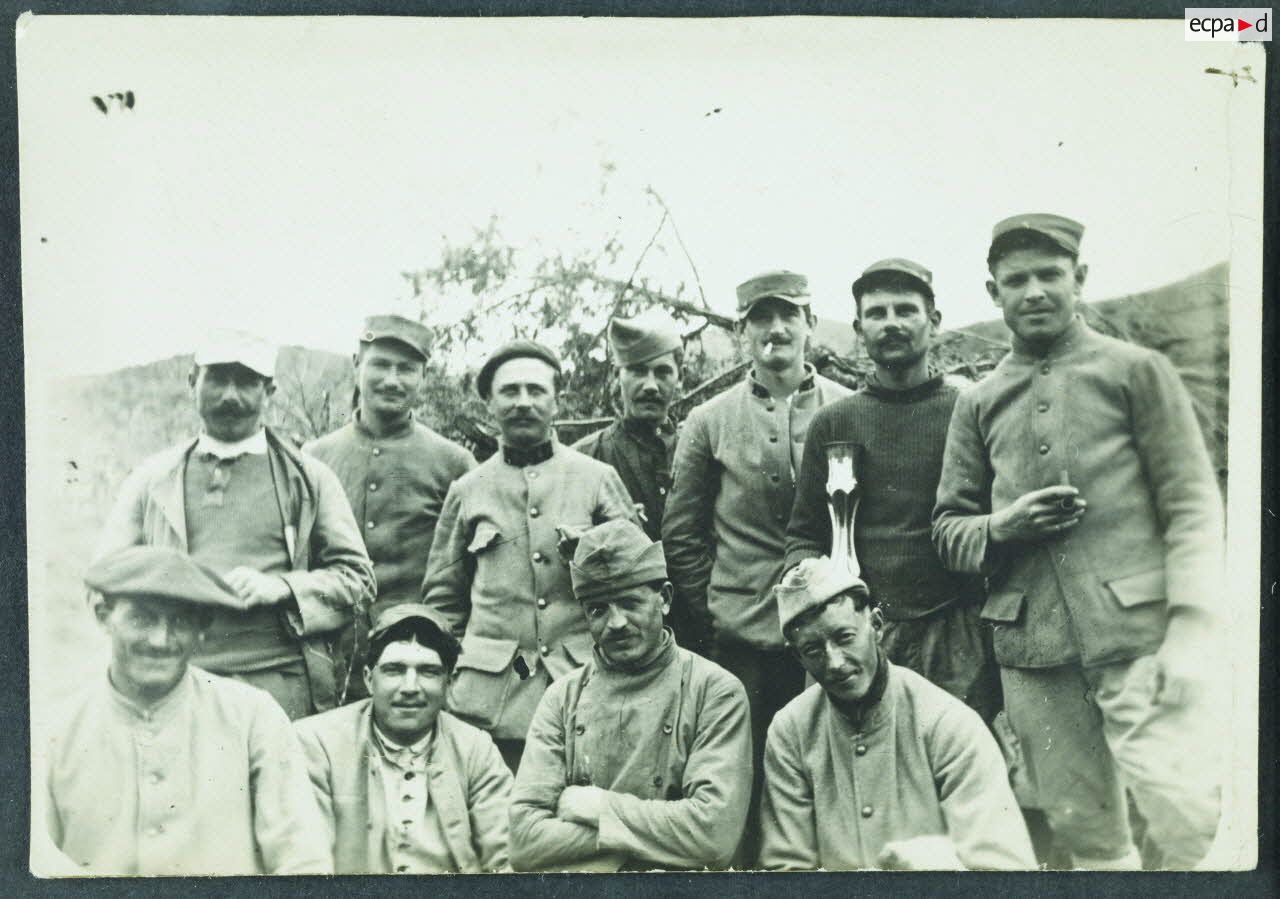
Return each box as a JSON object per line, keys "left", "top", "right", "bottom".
{"left": 524, "top": 459, "right": 553, "bottom": 666}
{"left": 112, "top": 679, "right": 192, "bottom": 872}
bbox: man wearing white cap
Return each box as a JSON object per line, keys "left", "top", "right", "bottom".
{"left": 510, "top": 520, "right": 750, "bottom": 872}
{"left": 40, "top": 546, "right": 330, "bottom": 875}
{"left": 95, "top": 329, "right": 376, "bottom": 719}
{"left": 759, "top": 557, "right": 1033, "bottom": 871}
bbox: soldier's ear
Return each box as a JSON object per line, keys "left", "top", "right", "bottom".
{"left": 869, "top": 606, "right": 885, "bottom": 634}
{"left": 659, "top": 582, "right": 674, "bottom": 615}
{"left": 985, "top": 280, "right": 1000, "bottom": 306}
{"left": 1073, "top": 262, "right": 1089, "bottom": 291}
{"left": 362, "top": 665, "right": 374, "bottom": 696}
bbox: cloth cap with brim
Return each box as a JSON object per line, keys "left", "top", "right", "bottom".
{"left": 85, "top": 546, "right": 242, "bottom": 610}
{"left": 608, "top": 311, "right": 683, "bottom": 367}
{"left": 775, "top": 556, "right": 872, "bottom": 638}
{"left": 851, "top": 257, "right": 935, "bottom": 301}
{"left": 988, "top": 213, "right": 1085, "bottom": 261}
{"left": 360, "top": 314, "right": 432, "bottom": 361}
{"left": 194, "top": 328, "right": 277, "bottom": 379}
{"left": 367, "top": 602, "right": 458, "bottom": 652}
{"left": 476, "top": 339, "right": 563, "bottom": 400}
{"left": 735, "top": 270, "right": 811, "bottom": 318}
{"left": 569, "top": 519, "right": 668, "bottom": 603}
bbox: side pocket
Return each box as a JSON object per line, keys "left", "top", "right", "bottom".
{"left": 447, "top": 634, "right": 519, "bottom": 731}
{"left": 1104, "top": 569, "right": 1166, "bottom": 609}
{"left": 979, "top": 589, "right": 1025, "bottom": 625}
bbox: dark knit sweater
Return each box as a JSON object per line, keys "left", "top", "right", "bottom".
{"left": 783, "top": 376, "right": 983, "bottom": 620}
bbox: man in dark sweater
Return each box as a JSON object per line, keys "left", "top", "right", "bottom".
{"left": 784, "top": 259, "right": 999, "bottom": 722}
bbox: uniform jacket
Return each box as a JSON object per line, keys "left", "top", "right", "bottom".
{"left": 294, "top": 701, "right": 512, "bottom": 873}
{"left": 510, "top": 636, "right": 751, "bottom": 872}
{"left": 759, "top": 663, "right": 1033, "bottom": 871}
{"left": 421, "top": 440, "right": 636, "bottom": 740}
{"left": 305, "top": 416, "right": 475, "bottom": 610}
{"left": 663, "top": 368, "right": 851, "bottom": 650}
{"left": 43, "top": 667, "right": 331, "bottom": 876}
{"left": 94, "top": 428, "right": 376, "bottom": 711}
{"left": 573, "top": 416, "right": 677, "bottom": 542}
{"left": 932, "top": 319, "right": 1224, "bottom": 668}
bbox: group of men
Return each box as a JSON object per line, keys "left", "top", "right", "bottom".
{"left": 39, "top": 212, "right": 1225, "bottom": 875}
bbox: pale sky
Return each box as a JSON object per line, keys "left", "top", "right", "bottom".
{"left": 17, "top": 15, "right": 1266, "bottom": 375}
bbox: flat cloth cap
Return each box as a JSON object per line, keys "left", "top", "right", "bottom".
{"left": 476, "top": 339, "right": 562, "bottom": 400}
{"left": 194, "top": 328, "right": 277, "bottom": 379}
{"left": 360, "top": 314, "right": 432, "bottom": 360}
{"left": 368, "top": 602, "right": 457, "bottom": 650}
{"left": 851, "top": 257, "right": 935, "bottom": 301}
{"left": 608, "top": 311, "right": 683, "bottom": 367}
{"left": 85, "top": 546, "right": 242, "bottom": 610}
{"left": 736, "top": 270, "right": 811, "bottom": 318}
{"left": 776, "top": 556, "right": 872, "bottom": 638}
{"left": 989, "top": 213, "right": 1085, "bottom": 260}
{"left": 569, "top": 519, "right": 668, "bottom": 603}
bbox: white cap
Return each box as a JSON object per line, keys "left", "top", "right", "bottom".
{"left": 193, "top": 329, "right": 277, "bottom": 378}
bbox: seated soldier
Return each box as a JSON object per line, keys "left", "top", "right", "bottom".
{"left": 41, "top": 547, "right": 330, "bottom": 875}
{"left": 294, "top": 604, "right": 512, "bottom": 873}
{"left": 510, "top": 519, "right": 751, "bottom": 872}
{"left": 759, "top": 557, "right": 1034, "bottom": 870}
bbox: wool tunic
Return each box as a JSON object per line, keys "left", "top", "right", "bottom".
{"left": 759, "top": 663, "right": 1033, "bottom": 871}
{"left": 510, "top": 634, "right": 751, "bottom": 871}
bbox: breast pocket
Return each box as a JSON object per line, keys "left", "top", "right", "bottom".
{"left": 447, "top": 633, "right": 519, "bottom": 731}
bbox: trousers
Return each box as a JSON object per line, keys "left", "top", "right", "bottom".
{"left": 1001, "top": 654, "right": 1220, "bottom": 869}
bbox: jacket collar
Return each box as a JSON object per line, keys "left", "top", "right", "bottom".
{"left": 354, "top": 410, "right": 415, "bottom": 441}
{"left": 1009, "top": 314, "right": 1089, "bottom": 362}
{"left": 749, "top": 363, "right": 817, "bottom": 399}
{"left": 827, "top": 645, "right": 891, "bottom": 732}
{"left": 862, "top": 371, "right": 945, "bottom": 403}
{"left": 195, "top": 428, "right": 268, "bottom": 459}
{"left": 501, "top": 439, "right": 554, "bottom": 468}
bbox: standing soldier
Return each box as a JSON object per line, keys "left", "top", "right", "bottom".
{"left": 574, "top": 311, "right": 690, "bottom": 639}
{"left": 43, "top": 547, "right": 330, "bottom": 875}
{"left": 662, "top": 270, "right": 851, "bottom": 859}
{"left": 510, "top": 520, "right": 751, "bottom": 872}
{"left": 932, "top": 214, "right": 1224, "bottom": 869}
{"left": 785, "top": 259, "right": 999, "bottom": 723}
{"left": 306, "top": 315, "right": 476, "bottom": 698}
{"left": 95, "top": 329, "right": 375, "bottom": 719}
{"left": 422, "top": 340, "right": 636, "bottom": 773}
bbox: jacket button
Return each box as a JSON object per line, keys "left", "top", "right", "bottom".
{"left": 575, "top": 724, "right": 585, "bottom": 735}
{"left": 770, "top": 474, "right": 780, "bottom": 483}
{"left": 536, "top": 597, "right": 548, "bottom": 609}
{"left": 1040, "top": 364, "right": 1051, "bottom": 375}
{"left": 372, "top": 448, "right": 382, "bottom": 456}
{"left": 658, "top": 486, "right": 667, "bottom": 496}
{"left": 367, "top": 521, "right": 377, "bottom": 529}
{"left": 766, "top": 403, "right": 776, "bottom": 412}
{"left": 662, "top": 724, "right": 672, "bottom": 735}
{"left": 369, "top": 482, "right": 378, "bottom": 491}
{"left": 769, "top": 435, "right": 778, "bottom": 443}
{"left": 528, "top": 471, "right": 539, "bottom": 480}
{"left": 1038, "top": 444, "right": 1050, "bottom": 455}
{"left": 532, "top": 551, "right": 544, "bottom": 563}
{"left": 861, "top": 805, "right": 873, "bottom": 818}
{"left": 1037, "top": 402, "right": 1049, "bottom": 413}
{"left": 855, "top": 744, "right": 867, "bottom": 756}
{"left": 653, "top": 776, "right": 663, "bottom": 787}
{"left": 529, "top": 507, "right": 540, "bottom": 517}
{"left": 540, "top": 645, "right": 551, "bottom": 656}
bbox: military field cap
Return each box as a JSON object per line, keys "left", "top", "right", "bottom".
{"left": 851, "top": 257, "right": 935, "bottom": 301}
{"left": 608, "top": 310, "right": 683, "bottom": 367}
{"left": 570, "top": 519, "right": 668, "bottom": 603}
{"left": 735, "top": 270, "right": 812, "bottom": 318}
{"left": 989, "top": 213, "right": 1085, "bottom": 259}
{"left": 368, "top": 602, "right": 457, "bottom": 651}
{"left": 476, "top": 338, "right": 563, "bottom": 400}
{"left": 194, "top": 328, "right": 277, "bottom": 379}
{"left": 85, "top": 546, "right": 241, "bottom": 610}
{"left": 360, "top": 314, "right": 432, "bottom": 361}
{"left": 776, "top": 556, "right": 872, "bottom": 638}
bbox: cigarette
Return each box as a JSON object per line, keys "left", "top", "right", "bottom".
{"left": 1059, "top": 469, "right": 1075, "bottom": 510}
{"left": 764, "top": 341, "right": 774, "bottom": 355}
